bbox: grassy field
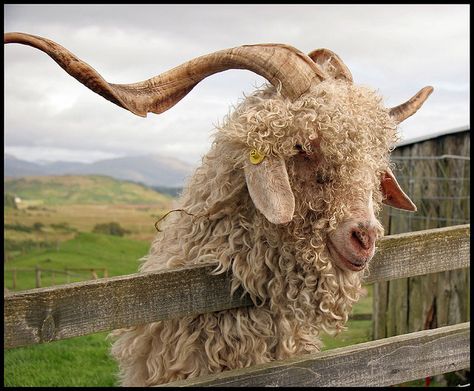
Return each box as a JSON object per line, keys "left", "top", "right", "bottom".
{"left": 4, "top": 332, "right": 117, "bottom": 387}
{"left": 4, "top": 232, "right": 149, "bottom": 291}
{"left": 5, "top": 202, "right": 171, "bottom": 250}
{"left": 5, "top": 175, "right": 174, "bottom": 249}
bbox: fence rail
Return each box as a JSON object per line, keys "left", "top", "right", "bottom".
{"left": 161, "top": 322, "right": 470, "bottom": 387}
{"left": 3, "top": 224, "right": 469, "bottom": 349}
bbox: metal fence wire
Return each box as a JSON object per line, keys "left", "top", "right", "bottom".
{"left": 387, "top": 155, "right": 470, "bottom": 233}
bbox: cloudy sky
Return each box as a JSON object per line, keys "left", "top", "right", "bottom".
{"left": 4, "top": 4, "right": 469, "bottom": 166}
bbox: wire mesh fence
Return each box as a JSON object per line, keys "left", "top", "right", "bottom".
{"left": 386, "top": 155, "right": 470, "bottom": 234}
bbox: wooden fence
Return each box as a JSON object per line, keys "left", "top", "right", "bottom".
{"left": 3, "top": 224, "right": 470, "bottom": 387}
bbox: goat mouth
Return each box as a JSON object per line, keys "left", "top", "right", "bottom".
{"left": 327, "top": 241, "right": 366, "bottom": 272}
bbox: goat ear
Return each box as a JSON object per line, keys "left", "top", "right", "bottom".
{"left": 381, "top": 168, "right": 417, "bottom": 212}
{"left": 244, "top": 157, "right": 295, "bottom": 224}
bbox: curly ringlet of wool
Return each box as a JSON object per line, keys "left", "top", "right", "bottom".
{"left": 109, "top": 80, "right": 399, "bottom": 386}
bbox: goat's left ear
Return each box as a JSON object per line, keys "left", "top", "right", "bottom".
{"left": 380, "top": 167, "right": 417, "bottom": 212}
{"left": 244, "top": 156, "right": 295, "bottom": 224}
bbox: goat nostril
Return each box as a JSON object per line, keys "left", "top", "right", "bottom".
{"left": 351, "top": 229, "right": 370, "bottom": 250}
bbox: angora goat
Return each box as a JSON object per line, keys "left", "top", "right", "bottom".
{"left": 5, "top": 33, "right": 433, "bottom": 386}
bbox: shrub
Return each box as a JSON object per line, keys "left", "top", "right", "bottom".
{"left": 51, "top": 222, "right": 77, "bottom": 232}
{"left": 92, "top": 222, "right": 130, "bottom": 237}
{"left": 4, "top": 193, "right": 17, "bottom": 209}
{"left": 33, "top": 222, "right": 44, "bottom": 231}
{"left": 4, "top": 223, "right": 34, "bottom": 233}
{"left": 4, "top": 238, "right": 56, "bottom": 252}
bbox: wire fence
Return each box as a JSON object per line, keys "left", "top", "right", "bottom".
{"left": 387, "top": 155, "right": 470, "bottom": 233}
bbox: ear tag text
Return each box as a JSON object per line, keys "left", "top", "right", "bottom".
{"left": 249, "top": 149, "right": 265, "bottom": 165}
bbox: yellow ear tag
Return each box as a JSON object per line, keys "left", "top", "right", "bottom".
{"left": 249, "top": 149, "right": 265, "bottom": 165}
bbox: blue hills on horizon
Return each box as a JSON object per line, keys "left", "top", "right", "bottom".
{"left": 4, "top": 153, "right": 195, "bottom": 189}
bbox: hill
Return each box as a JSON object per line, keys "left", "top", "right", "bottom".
{"left": 4, "top": 175, "right": 172, "bottom": 206}
{"left": 4, "top": 153, "right": 195, "bottom": 188}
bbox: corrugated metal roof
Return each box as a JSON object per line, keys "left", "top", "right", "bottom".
{"left": 396, "top": 125, "right": 469, "bottom": 147}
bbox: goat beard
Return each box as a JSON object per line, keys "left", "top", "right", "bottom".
{"left": 222, "top": 208, "right": 364, "bottom": 339}
{"left": 271, "top": 234, "right": 363, "bottom": 337}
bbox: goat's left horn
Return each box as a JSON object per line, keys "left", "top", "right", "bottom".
{"left": 389, "top": 86, "right": 434, "bottom": 123}
{"left": 4, "top": 32, "right": 326, "bottom": 117}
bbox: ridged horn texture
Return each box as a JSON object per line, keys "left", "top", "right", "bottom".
{"left": 4, "top": 32, "right": 326, "bottom": 117}
{"left": 307, "top": 48, "right": 353, "bottom": 82}
{"left": 389, "top": 86, "right": 434, "bottom": 123}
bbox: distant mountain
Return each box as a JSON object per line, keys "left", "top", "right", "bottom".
{"left": 4, "top": 153, "right": 195, "bottom": 188}
{"left": 4, "top": 154, "right": 47, "bottom": 177}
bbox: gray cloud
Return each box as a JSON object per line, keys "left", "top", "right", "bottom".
{"left": 4, "top": 4, "right": 469, "bottom": 166}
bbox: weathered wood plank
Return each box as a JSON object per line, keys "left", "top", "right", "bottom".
{"left": 407, "top": 274, "right": 424, "bottom": 332}
{"left": 3, "top": 265, "right": 253, "bottom": 349}
{"left": 386, "top": 278, "right": 408, "bottom": 337}
{"left": 161, "top": 322, "right": 470, "bottom": 387}
{"left": 4, "top": 225, "right": 470, "bottom": 348}
{"left": 372, "top": 280, "right": 388, "bottom": 339}
{"left": 363, "top": 224, "right": 470, "bottom": 284}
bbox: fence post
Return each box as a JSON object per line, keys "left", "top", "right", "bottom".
{"left": 35, "top": 265, "right": 41, "bottom": 288}
{"left": 65, "top": 267, "right": 70, "bottom": 283}
{"left": 12, "top": 268, "right": 17, "bottom": 290}
{"left": 103, "top": 268, "right": 108, "bottom": 278}
{"left": 91, "top": 269, "right": 98, "bottom": 279}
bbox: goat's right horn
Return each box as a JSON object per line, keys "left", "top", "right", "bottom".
{"left": 4, "top": 32, "right": 326, "bottom": 117}
{"left": 389, "top": 86, "right": 434, "bottom": 123}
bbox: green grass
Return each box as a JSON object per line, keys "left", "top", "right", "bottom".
{"left": 321, "top": 319, "right": 372, "bottom": 351}
{"left": 4, "top": 332, "right": 118, "bottom": 387}
{"left": 4, "top": 232, "right": 149, "bottom": 291}
{"left": 320, "top": 284, "right": 373, "bottom": 350}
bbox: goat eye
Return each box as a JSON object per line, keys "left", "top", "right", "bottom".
{"left": 295, "top": 144, "right": 307, "bottom": 155}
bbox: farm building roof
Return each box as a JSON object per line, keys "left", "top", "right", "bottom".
{"left": 396, "top": 125, "right": 470, "bottom": 147}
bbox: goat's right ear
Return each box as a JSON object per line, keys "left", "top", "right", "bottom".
{"left": 380, "top": 168, "right": 417, "bottom": 212}
{"left": 244, "top": 156, "right": 295, "bottom": 224}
